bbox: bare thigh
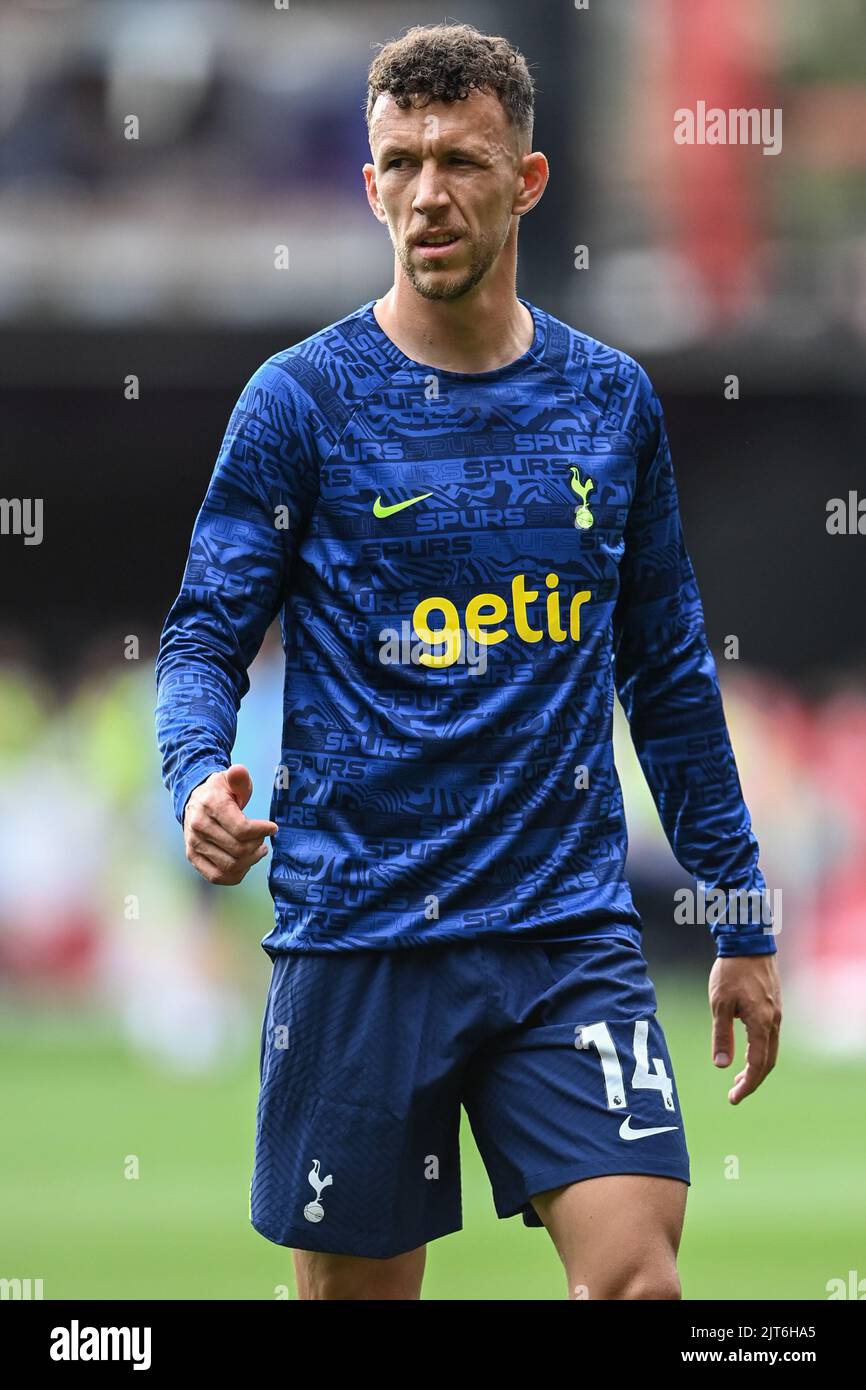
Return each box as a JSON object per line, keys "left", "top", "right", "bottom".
{"left": 531, "top": 1174, "right": 688, "bottom": 1300}
{"left": 292, "top": 1245, "right": 427, "bottom": 1300}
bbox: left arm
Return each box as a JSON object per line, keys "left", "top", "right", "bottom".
{"left": 612, "top": 365, "right": 781, "bottom": 1099}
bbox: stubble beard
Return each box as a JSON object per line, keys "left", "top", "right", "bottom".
{"left": 395, "top": 220, "right": 510, "bottom": 302}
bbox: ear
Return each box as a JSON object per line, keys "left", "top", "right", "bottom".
{"left": 512, "top": 151, "right": 549, "bottom": 217}
{"left": 363, "top": 161, "right": 388, "bottom": 224}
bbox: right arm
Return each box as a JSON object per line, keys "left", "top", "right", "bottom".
{"left": 155, "top": 355, "right": 318, "bottom": 881}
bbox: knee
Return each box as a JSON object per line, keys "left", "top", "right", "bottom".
{"left": 617, "top": 1266, "right": 681, "bottom": 1300}
{"left": 571, "top": 1257, "right": 681, "bottom": 1301}
{"left": 607, "top": 1256, "right": 682, "bottom": 1301}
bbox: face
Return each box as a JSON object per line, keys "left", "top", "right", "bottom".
{"left": 364, "top": 87, "right": 543, "bottom": 301}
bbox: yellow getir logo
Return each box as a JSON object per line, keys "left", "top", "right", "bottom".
{"left": 411, "top": 573, "right": 591, "bottom": 668}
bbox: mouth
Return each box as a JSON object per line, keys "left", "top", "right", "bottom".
{"left": 412, "top": 233, "right": 462, "bottom": 259}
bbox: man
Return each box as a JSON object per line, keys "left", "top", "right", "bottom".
{"left": 156, "top": 22, "right": 781, "bottom": 1300}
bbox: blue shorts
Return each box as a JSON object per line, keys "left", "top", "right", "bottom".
{"left": 250, "top": 934, "right": 690, "bottom": 1259}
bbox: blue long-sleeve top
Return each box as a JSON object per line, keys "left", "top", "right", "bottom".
{"left": 155, "top": 297, "right": 776, "bottom": 958}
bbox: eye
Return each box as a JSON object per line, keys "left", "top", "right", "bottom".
{"left": 386, "top": 157, "right": 409, "bottom": 170}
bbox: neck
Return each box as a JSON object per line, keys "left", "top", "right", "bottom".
{"left": 374, "top": 261, "right": 534, "bottom": 374}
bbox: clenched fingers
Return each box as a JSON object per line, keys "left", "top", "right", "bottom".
{"left": 187, "top": 805, "right": 268, "bottom": 857}
{"left": 187, "top": 839, "right": 270, "bottom": 885}
{"left": 198, "top": 789, "right": 278, "bottom": 844}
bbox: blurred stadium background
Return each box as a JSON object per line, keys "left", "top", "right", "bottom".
{"left": 1, "top": 0, "right": 864, "bottom": 1300}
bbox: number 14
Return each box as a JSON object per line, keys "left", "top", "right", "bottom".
{"left": 575, "top": 1020, "right": 676, "bottom": 1111}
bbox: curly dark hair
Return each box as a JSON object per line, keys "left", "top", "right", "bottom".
{"left": 365, "top": 22, "right": 535, "bottom": 145}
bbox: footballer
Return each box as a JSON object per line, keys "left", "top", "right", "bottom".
{"left": 156, "top": 23, "right": 782, "bottom": 1300}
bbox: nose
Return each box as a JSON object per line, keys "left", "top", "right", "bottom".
{"left": 411, "top": 158, "right": 450, "bottom": 217}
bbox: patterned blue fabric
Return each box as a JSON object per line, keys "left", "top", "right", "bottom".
{"left": 250, "top": 935, "right": 690, "bottom": 1258}
{"left": 155, "top": 298, "right": 775, "bottom": 958}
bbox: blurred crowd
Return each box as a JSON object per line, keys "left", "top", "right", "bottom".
{"left": 0, "top": 0, "right": 864, "bottom": 350}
